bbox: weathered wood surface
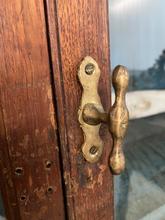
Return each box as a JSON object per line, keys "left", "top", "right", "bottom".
{"left": 46, "top": 0, "right": 114, "bottom": 219}
{"left": 0, "top": 1, "right": 65, "bottom": 219}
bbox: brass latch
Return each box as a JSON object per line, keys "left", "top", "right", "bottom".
{"left": 78, "top": 56, "right": 129, "bottom": 175}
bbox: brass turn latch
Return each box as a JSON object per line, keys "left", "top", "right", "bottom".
{"left": 78, "top": 56, "right": 129, "bottom": 175}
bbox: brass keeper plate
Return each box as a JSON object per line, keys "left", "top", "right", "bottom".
{"left": 78, "top": 56, "right": 104, "bottom": 163}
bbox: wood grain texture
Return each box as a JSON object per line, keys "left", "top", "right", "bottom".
{"left": 46, "top": 0, "right": 114, "bottom": 219}
{"left": 0, "top": 0, "right": 65, "bottom": 219}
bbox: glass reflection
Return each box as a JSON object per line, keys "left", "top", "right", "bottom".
{"left": 109, "top": 0, "right": 165, "bottom": 219}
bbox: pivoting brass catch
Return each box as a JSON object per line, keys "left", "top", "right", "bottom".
{"left": 78, "top": 56, "right": 129, "bottom": 175}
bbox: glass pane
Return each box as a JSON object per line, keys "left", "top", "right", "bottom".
{"left": 109, "top": 1, "right": 165, "bottom": 219}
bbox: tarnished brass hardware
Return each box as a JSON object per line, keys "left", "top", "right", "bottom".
{"left": 109, "top": 65, "right": 129, "bottom": 174}
{"left": 78, "top": 56, "right": 129, "bottom": 175}
{"left": 78, "top": 56, "right": 104, "bottom": 163}
{"left": 82, "top": 103, "right": 108, "bottom": 125}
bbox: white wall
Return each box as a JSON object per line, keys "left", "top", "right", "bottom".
{"left": 109, "top": 0, "right": 165, "bottom": 70}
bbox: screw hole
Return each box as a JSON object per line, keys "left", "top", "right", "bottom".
{"left": 87, "top": 176, "right": 92, "bottom": 182}
{"left": 89, "top": 146, "right": 98, "bottom": 155}
{"left": 45, "top": 160, "right": 52, "bottom": 169}
{"left": 20, "top": 195, "right": 26, "bottom": 201}
{"left": 47, "top": 186, "right": 53, "bottom": 195}
{"left": 15, "top": 167, "right": 24, "bottom": 176}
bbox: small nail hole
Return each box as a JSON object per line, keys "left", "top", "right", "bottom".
{"left": 45, "top": 160, "right": 52, "bottom": 169}
{"left": 15, "top": 167, "right": 24, "bottom": 176}
{"left": 89, "top": 146, "right": 98, "bottom": 155}
{"left": 87, "top": 176, "right": 92, "bottom": 182}
{"left": 47, "top": 186, "right": 53, "bottom": 195}
{"left": 20, "top": 195, "right": 26, "bottom": 201}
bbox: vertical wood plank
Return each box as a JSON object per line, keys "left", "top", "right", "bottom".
{"left": 46, "top": 0, "right": 114, "bottom": 219}
{"left": 0, "top": 0, "right": 65, "bottom": 219}
{"left": 0, "top": 108, "right": 20, "bottom": 219}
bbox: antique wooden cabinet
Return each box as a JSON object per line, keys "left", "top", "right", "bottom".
{"left": 0, "top": 1, "right": 119, "bottom": 219}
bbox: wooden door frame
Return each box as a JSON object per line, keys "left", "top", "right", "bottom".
{"left": 46, "top": 0, "right": 114, "bottom": 219}
{"left": 0, "top": 1, "right": 65, "bottom": 219}
{"left": 0, "top": 0, "right": 114, "bottom": 219}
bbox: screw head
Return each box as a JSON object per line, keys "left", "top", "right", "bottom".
{"left": 89, "top": 146, "right": 98, "bottom": 155}
{"left": 85, "top": 63, "right": 95, "bottom": 75}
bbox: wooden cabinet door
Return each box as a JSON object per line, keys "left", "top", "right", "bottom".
{"left": 46, "top": 0, "right": 114, "bottom": 219}
{"left": 0, "top": 0, "right": 113, "bottom": 219}
{"left": 0, "top": 1, "right": 65, "bottom": 219}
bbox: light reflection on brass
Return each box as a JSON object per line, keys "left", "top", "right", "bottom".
{"left": 109, "top": 65, "right": 129, "bottom": 174}
{"left": 78, "top": 56, "right": 129, "bottom": 175}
